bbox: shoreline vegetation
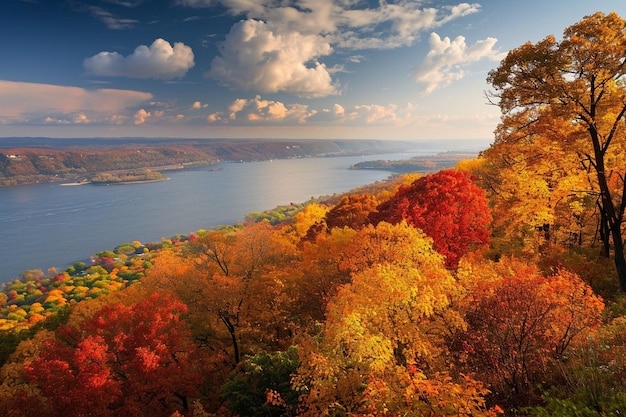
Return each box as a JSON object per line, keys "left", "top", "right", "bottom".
{"left": 350, "top": 151, "right": 478, "bottom": 173}
{"left": 90, "top": 169, "right": 168, "bottom": 185}
{"left": 61, "top": 168, "right": 171, "bottom": 186}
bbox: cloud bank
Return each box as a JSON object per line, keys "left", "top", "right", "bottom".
{"left": 208, "top": 95, "right": 316, "bottom": 123}
{"left": 84, "top": 38, "right": 195, "bottom": 80}
{"left": 0, "top": 80, "right": 152, "bottom": 122}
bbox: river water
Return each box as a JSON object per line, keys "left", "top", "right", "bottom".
{"left": 0, "top": 142, "right": 486, "bottom": 283}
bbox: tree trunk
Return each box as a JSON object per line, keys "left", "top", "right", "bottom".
{"left": 611, "top": 224, "right": 626, "bottom": 292}
{"left": 219, "top": 310, "right": 240, "bottom": 363}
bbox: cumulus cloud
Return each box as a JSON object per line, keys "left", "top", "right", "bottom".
{"left": 193, "top": 1, "right": 482, "bottom": 97}
{"left": 187, "top": 0, "right": 480, "bottom": 48}
{"left": 208, "top": 95, "right": 316, "bottom": 123}
{"left": 0, "top": 80, "right": 152, "bottom": 120}
{"left": 134, "top": 109, "right": 151, "bottom": 124}
{"left": 206, "top": 20, "right": 337, "bottom": 98}
{"left": 191, "top": 101, "right": 208, "bottom": 109}
{"left": 354, "top": 104, "right": 401, "bottom": 124}
{"left": 412, "top": 32, "right": 504, "bottom": 94}
{"left": 84, "top": 38, "right": 195, "bottom": 80}
{"left": 44, "top": 117, "right": 71, "bottom": 125}
{"left": 74, "top": 113, "right": 90, "bottom": 124}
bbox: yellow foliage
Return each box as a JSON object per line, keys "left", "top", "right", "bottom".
{"left": 44, "top": 289, "right": 66, "bottom": 304}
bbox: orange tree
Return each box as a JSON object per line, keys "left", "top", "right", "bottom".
{"left": 370, "top": 169, "right": 491, "bottom": 269}
{"left": 486, "top": 12, "right": 626, "bottom": 291}
{"left": 454, "top": 257, "right": 604, "bottom": 407}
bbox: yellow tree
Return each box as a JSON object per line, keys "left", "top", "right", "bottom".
{"left": 294, "top": 225, "right": 495, "bottom": 416}
{"left": 480, "top": 119, "right": 596, "bottom": 255}
{"left": 288, "top": 226, "right": 356, "bottom": 326}
{"left": 487, "top": 11, "right": 626, "bottom": 290}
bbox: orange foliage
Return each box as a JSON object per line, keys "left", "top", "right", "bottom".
{"left": 455, "top": 258, "right": 604, "bottom": 406}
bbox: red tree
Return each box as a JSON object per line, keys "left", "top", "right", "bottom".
{"left": 25, "top": 293, "right": 200, "bottom": 417}
{"left": 370, "top": 169, "right": 491, "bottom": 268}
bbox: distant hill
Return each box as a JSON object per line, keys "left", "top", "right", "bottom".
{"left": 0, "top": 138, "right": 414, "bottom": 187}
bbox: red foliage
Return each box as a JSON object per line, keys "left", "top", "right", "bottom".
{"left": 370, "top": 169, "right": 491, "bottom": 268}
{"left": 24, "top": 293, "right": 200, "bottom": 417}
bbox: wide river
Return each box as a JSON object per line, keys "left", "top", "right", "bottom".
{"left": 0, "top": 142, "right": 485, "bottom": 284}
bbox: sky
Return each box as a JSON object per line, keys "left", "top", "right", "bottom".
{"left": 2, "top": 0, "right": 626, "bottom": 145}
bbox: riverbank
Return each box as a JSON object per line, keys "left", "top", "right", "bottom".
{"left": 0, "top": 138, "right": 417, "bottom": 187}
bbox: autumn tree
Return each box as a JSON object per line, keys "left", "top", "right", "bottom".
{"left": 173, "top": 221, "right": 297, "bottom": 364}
{"left": 23, "top": 293, "right": 200, "bottom": 417}
{"left": 454, "top": 257, "right": 604, "bottom": 407}
{"left": 486, "top": 11, "right": 626, "bottom": 291}
{"left": 370, "top": 169, "right": 491, "bottom": 268}
{"left": 288, "top": 226, "right": 356, "bottom": 325}
{"left": 294, "top": 237, "right": 494, "bottom": 416}
{"left": 324, "top": 193, "right": 378, "bottom": 231}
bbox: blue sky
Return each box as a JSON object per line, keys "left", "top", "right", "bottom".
{"left": 2, "top": 0, "right": 626, "bottom": 144}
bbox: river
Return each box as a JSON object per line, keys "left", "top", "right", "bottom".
{"left": 0, "top": 142, "right": 486, "bottom": 284}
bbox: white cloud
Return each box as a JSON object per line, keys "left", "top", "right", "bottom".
{"left": 134, "top": 109, "right": 151, "bottom": 124}
{"left": 86, "top": 6, "right": 138, "bottom": 29}
{"left": 196, "top": 1, "right": 483, "bottom": 98}
{"left": 109, "top": 115, "right": 129, "bottom": 125}
{"left": 0, "top": 80, "right": 152, "bottom": 120}
{"left": 74, "top": 113, "right": 90, "bottom": 124}
{"left": 354, "top": 104, "right": 400, "bottom": 124}
{"left": 208, "top": 95, "right": 316, "bottom": 123}
{"left": 44, "top": 117, "right": 71, "bottom": 125}
{"left": 84, "top": 38, "right": 195, "bottom": 80}
{"left": 206, "top": 20, "right": 337, "bottom": 98}
{"left": 412, "top": 32, "right": 503, "bottom": 94}
{"left": 191, "top": 0, "right": 480, "bottom": 49}
{"left": 191, "top": 101, "right": 207, "bottom": 109}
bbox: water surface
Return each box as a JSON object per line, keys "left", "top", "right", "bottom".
{"left": 0, "top": 144, "right": 483, "bottom": 283}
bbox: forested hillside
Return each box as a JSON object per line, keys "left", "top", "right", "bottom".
{"left": 3, "top": 11, "right": 626, "bottom": 417}
{"left": 0, "top": 139, "right": 413, "bottom": 186}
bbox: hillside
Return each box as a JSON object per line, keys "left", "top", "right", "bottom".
{"left": 0, "top": 138, "right": 414, "bottom": 186}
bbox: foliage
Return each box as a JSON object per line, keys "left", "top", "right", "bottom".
{"left": 454, "top": 257, "right": 605, "bottom": 408}
{"left": 324, "top": 193, "right": 378, "bottom": 231}
{"left": 293, "top": 229, "right": 496, "bottom": 416}
{"left": 22, "top": 293, "right": 199, "bottom": 417}
{"left": 222, "top": 347, "right": 300, "bottom": 417}
{"left": 485, "top": 11, "right": 626, "bottom": 291}
{"left": 371, "top": 169, "right": 491, "bottom": 268}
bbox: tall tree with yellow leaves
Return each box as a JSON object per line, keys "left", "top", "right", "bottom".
{"left": 486, "top": 11, "right": 626, "bottom": 291}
